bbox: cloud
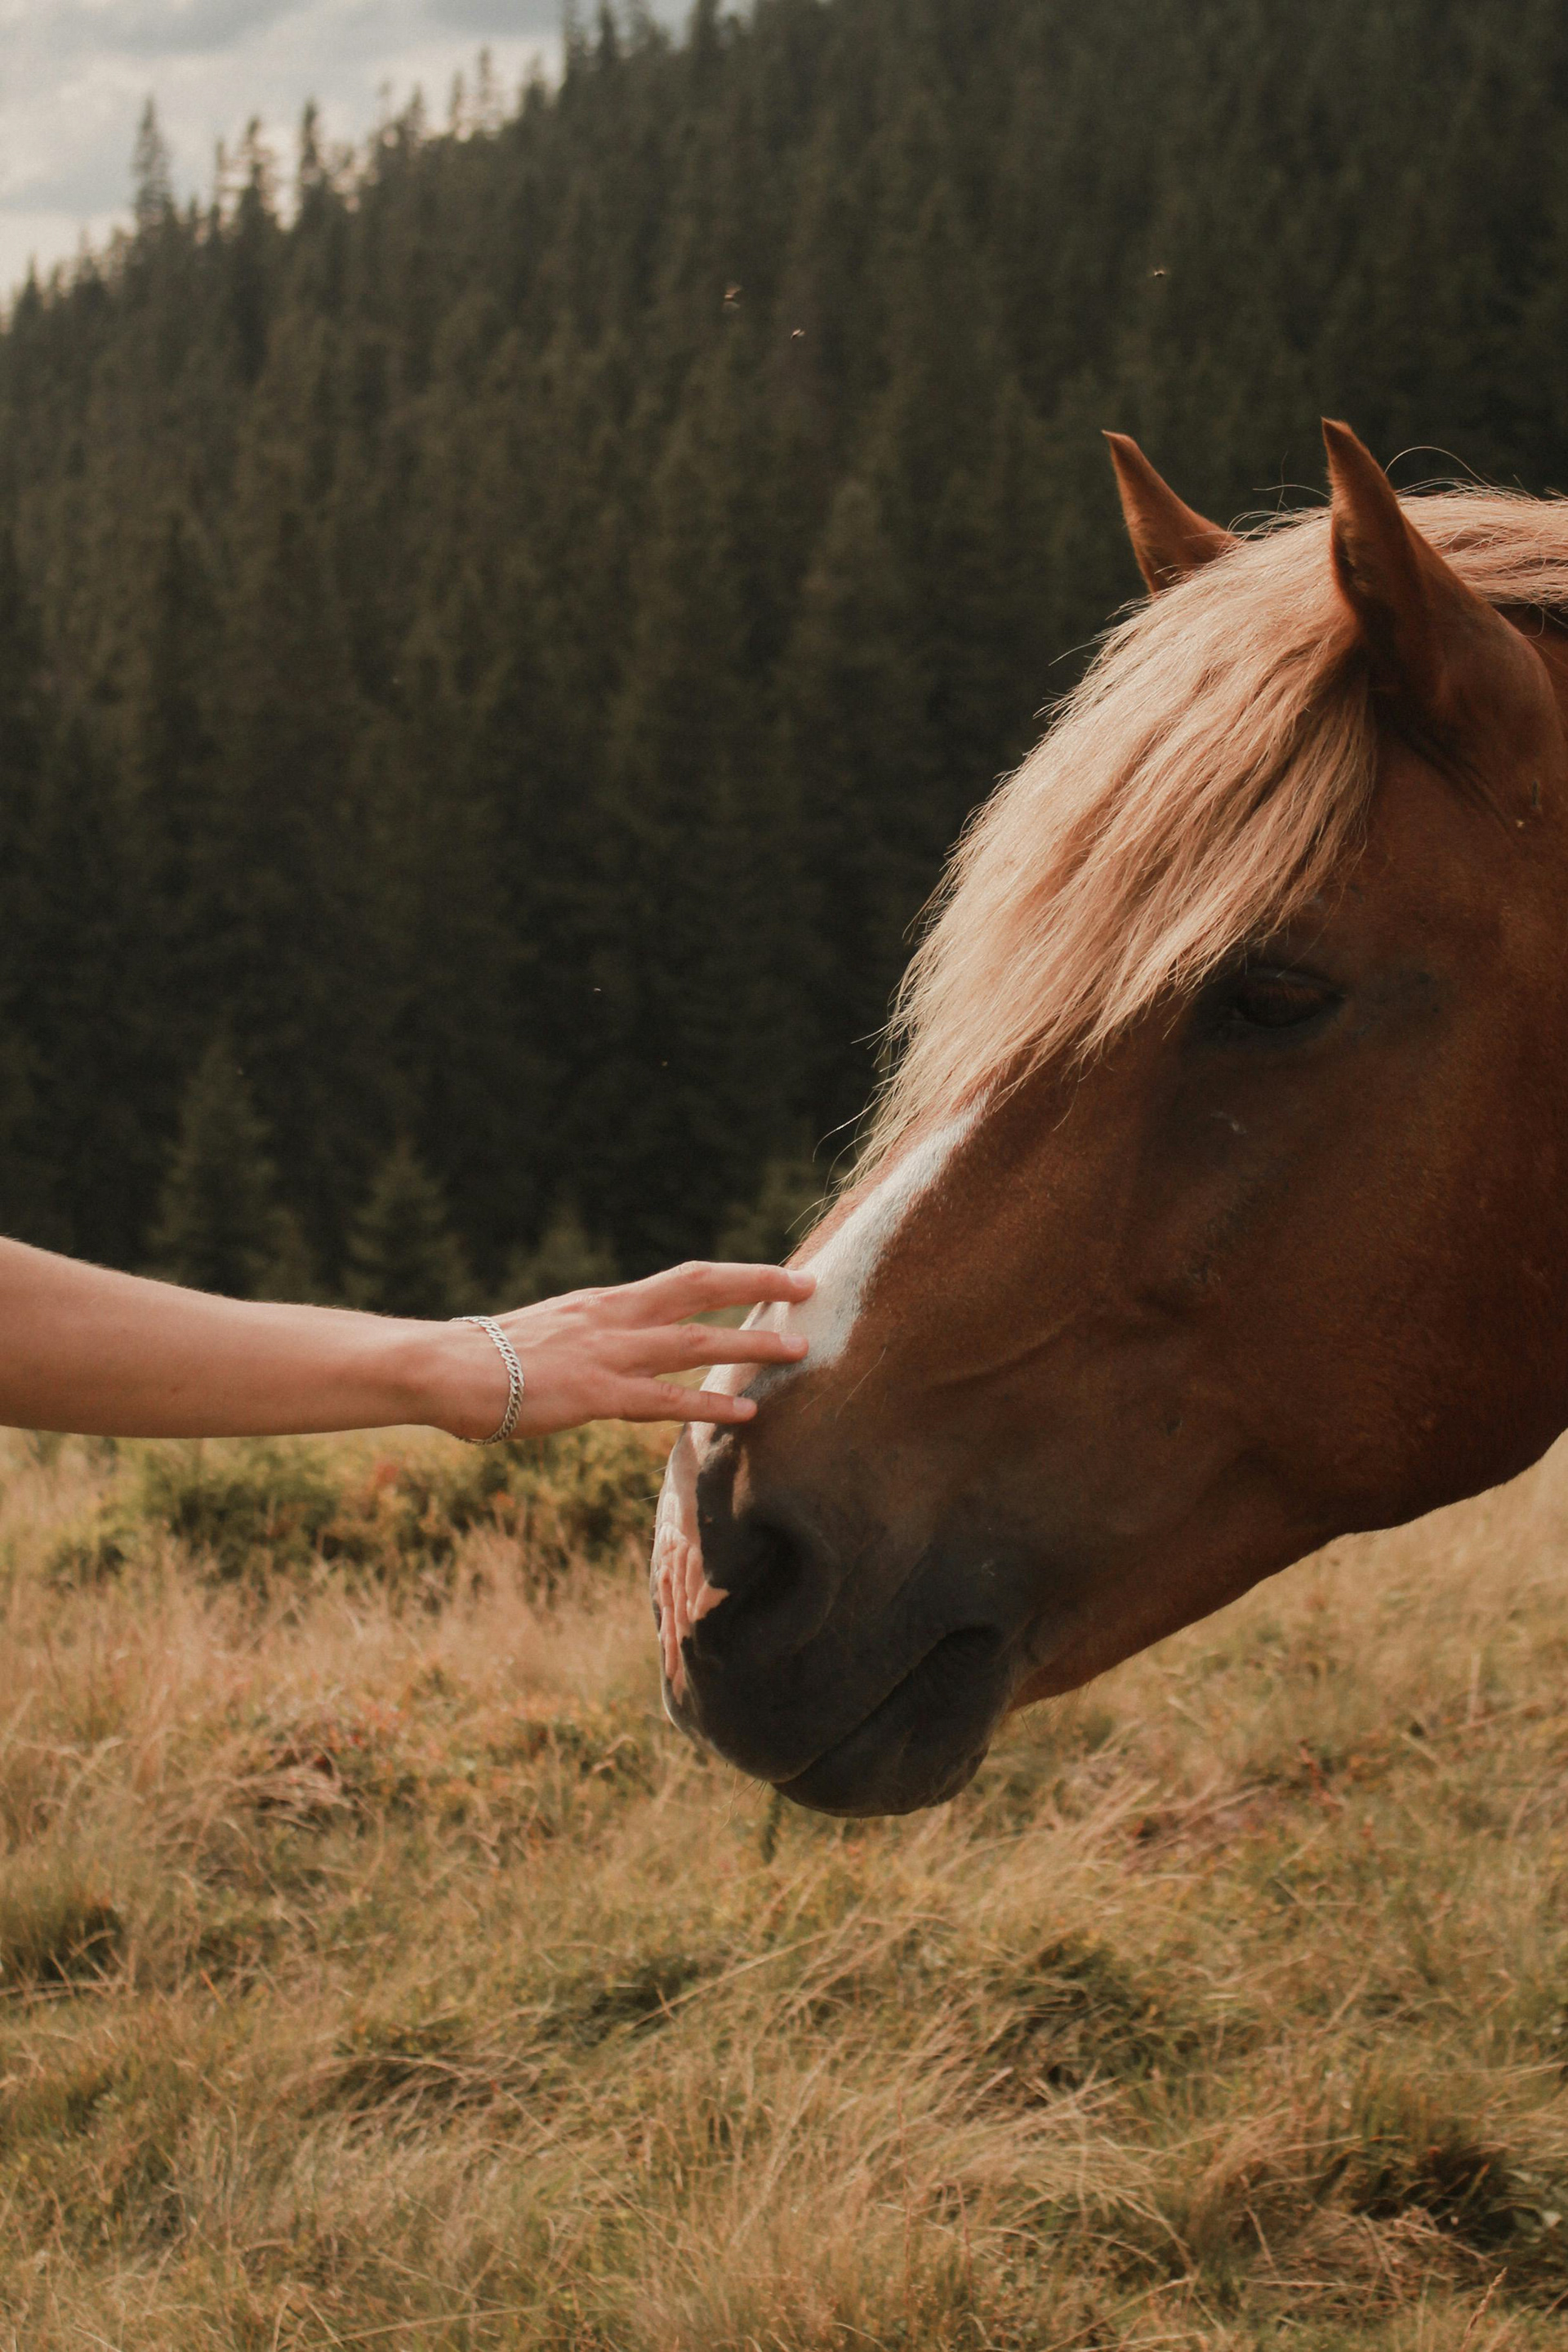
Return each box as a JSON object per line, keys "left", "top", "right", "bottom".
{"left": 7, "top": 153, "right": 140, "bottom": 220}
{"left": 0, "top": 0, "right": 307, "bottom": 67}
{"left": 425, "top": 0, "right": 566, "bottom": 33}
{"left": 64, "top": 0, "right": 306, "bottom": 57}
{"left": 0, "top": 0, "right": 684, "bottom": 295}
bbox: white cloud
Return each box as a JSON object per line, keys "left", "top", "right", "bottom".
{"left": 424, "top": 0, "right": 565, "bottom": 31}
{"left": 0, "top": 0, "right": 683, "bottom": 296}
{"left": 39, "top": 2, "right": 309, "bottom": 60}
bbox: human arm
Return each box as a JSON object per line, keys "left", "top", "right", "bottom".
{"left": 0, "top": 1235, "right": 814, "bottom": 1441}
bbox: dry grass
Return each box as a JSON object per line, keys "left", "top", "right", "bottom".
{"left": 7, "top": 1427, "right": 1568, "bottom": 2348}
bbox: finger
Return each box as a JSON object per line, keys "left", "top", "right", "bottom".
{"left": 611, "top": 1259, "right": 817, "bottom": 1324}
{"left": 653, "top": 1486, "right": 685, "bottom": 1686}
{"left": 654, "top": 1546, "right": 674, "bottom": 1673}
{"left": 693, "top": 1326, "right": 810, "bottom": 1366}
{"left": 653, "top": 1501, "right": 724, "bottom": 1633}
{"left": 664, "top": 1567, "right": 686, "bottom": 1693}
{"left": 626, "top": 1323, "right": 810, "bottom": 1374}
{"left": 612, "top": 1379, "right": 760, "bottom": 1427}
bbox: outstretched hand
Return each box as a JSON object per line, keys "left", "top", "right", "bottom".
{"left": 0, "top": 1235, "right": 816, "bottom": 1446}
{"left": 446, "top": 1260, "right": 816, "bottom": 1441}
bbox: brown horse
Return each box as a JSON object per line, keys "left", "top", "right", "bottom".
{"left": 652, "top": 420, "right": 1568, "bottom": 1816}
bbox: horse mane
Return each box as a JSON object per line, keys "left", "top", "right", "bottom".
{"left": 862, "top": 487, "right": 1568, "bottom": 1175}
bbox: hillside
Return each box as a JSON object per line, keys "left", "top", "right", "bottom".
{"left": 2, "top": 0, "right": 1566, "bottom": 1285}
{"left": 7, "top": 1426, "right": 1568, "bottom": 2344}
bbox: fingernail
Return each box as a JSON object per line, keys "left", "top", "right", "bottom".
{"left": 786, "top": 1334, "right": 808, "bottom": 1353}
{"left": 734, "top": 1396, "right": 757, "bottom": 1417}
{"left": 791, "top": 1272, "right": 817, "bottom": 1292}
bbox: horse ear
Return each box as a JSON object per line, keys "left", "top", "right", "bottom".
{"left": 1104, "top": 432, "right": 1238, "bottom": 594}
{"left": 1322, "top": 417, "right": 1533, "bottom": 726}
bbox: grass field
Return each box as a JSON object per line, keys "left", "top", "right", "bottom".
{"left": 6, "top": 1425, "right": 1568, "bottom": 2349}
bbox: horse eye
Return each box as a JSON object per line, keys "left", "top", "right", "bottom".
{"left": 1225, "top": 967, "right": 1338, "bottom": 1031}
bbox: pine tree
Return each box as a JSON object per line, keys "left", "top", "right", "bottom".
{"left": 209, "top": 320, "right": 381, "bottom": 1269}
{"left": 773, "top": 475, "right": 927, "bottom": 1128}
{"left": 24, "top": 717, "right": 161, "bottom": 1266}
{"left": 6, "top": 0, "right": 1568, "bottom": 1282}
{"left": 122, "top": 507, "right": 221, "bottom": 1130}
{"left": 149, "top": 1041, "right": 284, "bottom": 1297}
{"left": 715, "top": 1155, "right": 826, "bottom": 1265}
{"left": 345, "top": 1141, "right": 473, "bottom": 1320}
{"left": 131, "top": 100, "right": 174, "bottom": 236}
{"left": 586, "top": 346, "right": 801, "bottom": 1265}
{"left": 0, "top": 531, "right": 51, "bottom": 1244}
{"left": 253, "top": 1208, "right": 323, "bottom": 1304}
{"left": 502, "top": 1201, "right": 618, "bottom": 1306}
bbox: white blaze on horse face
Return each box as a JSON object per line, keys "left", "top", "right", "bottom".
{"left": 749, "top": 1109, "right": 980, "bottom": 1382}
{"left": 653, "top": 1112, "right": 977, "bottom": 1698}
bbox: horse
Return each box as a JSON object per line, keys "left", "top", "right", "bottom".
{"left": 652, "top": 419, "right": 1568, "bottom": 1817}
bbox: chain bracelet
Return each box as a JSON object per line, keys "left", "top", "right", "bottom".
{"left": 458, "top": 1314, "right": 525, "bottom": 1444}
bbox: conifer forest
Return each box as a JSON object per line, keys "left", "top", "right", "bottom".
{"left": 4, "top": 0, "right": 1566, "bottom": 1303}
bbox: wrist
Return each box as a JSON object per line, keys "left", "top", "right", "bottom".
{"left": 374, "top": 1317, "right": 499, "bottom": 1438}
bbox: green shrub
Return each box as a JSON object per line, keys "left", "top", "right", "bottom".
{"left": 345, "top": 1141, "right": 474, "bottom": 1318}
{"left": 46, "top": 1425, "right": 661, "bottom": 1594}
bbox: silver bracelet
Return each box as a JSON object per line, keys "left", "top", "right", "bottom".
{"left": 458, "top": 1315, "right": 525, "bottom": 1444}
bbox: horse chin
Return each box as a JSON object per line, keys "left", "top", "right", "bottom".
{"left": 777, "top": 1623, "right": 1010, "bottom": 1814}
{"left": 661, "top": 1619, "right": 1012, "bottom": 1818}
{"left": 771, "top": 1674, "right": 991, "bottom": 1815}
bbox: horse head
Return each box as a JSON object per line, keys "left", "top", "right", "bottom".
{"left": 653, "top": 421, "right": 1568, "bottom": 1815}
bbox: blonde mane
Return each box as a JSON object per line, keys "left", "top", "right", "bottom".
{"left": 864, "top": 488, "right": 1568, "bottom": 1174}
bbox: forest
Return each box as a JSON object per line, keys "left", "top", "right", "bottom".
{"left": 3, "top": 0, "right": 1566, "bottom": 1303}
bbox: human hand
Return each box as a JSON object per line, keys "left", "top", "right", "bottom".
{"left": 436, "top": 1260, "right": 816, "bottom": 1440}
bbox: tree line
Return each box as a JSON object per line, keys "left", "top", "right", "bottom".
{"left": 2, "top": 0, "right": 1565, "bottom": 1309}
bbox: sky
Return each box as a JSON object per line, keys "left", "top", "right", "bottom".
{"left": 0, "top": 1, "right": 679, "bottom": 301}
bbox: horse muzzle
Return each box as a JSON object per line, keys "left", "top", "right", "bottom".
{"left": 649, "top": 1428, "right": 1036, "bottom": 1816}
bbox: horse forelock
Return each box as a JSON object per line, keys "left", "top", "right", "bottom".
{"left": 860, "top": 485, "right": 1568, "bottom": 1180}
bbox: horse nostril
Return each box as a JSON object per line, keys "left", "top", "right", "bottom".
{"left": 693, "top": 1461, "right": 830, "bottom": 1663}
{"left": 710, "top": 1514, "right": 808, "bottom": 1621}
